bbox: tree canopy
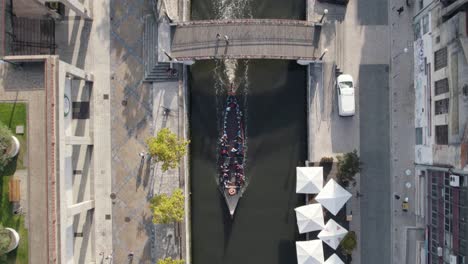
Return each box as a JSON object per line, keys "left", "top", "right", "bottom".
{"left": 340, "top": 231, "right": 357, "bottom": 255}
{"left": 146, "top": 128, "right": 189, "bottom": 172}
{"left": 337, "top": 150, "right": 361, "bottom": 187}
{"left": 150, "top": 188, "right": 185, "bottom": 224}
{"left": 157, "top": 257, "right": 185, "bottom": 264}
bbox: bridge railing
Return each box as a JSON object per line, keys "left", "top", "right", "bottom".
{"left": 171, "top": 19, "right": 316, "bottom": 27}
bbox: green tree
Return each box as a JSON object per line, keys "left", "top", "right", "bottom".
{"left": 0, "top": 122, "right": 13, "bottom": 171}
{"left": 157, "top": 257, "right": 185, "bottom": 264}
{"left": 150, "top": 188, "right": 185, "bottom": 224}
{"left": 337, "top": 150, "right": 361, "bottom": 187}
{"left": 147, "top": 128, "right": 189, "bottom": 172}
{"left": 0, "top": 224, "right": 12, "bottom": 255}
{"left": 340, "top": 231, "right": 357, "bottom": 255}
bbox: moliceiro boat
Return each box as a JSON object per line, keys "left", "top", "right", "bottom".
{"left": 218, "top": 85, "right": 245, "bottom": 218}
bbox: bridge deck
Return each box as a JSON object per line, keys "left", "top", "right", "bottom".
{"left": 170, "top": 19, "right": 320, "bottom": 60}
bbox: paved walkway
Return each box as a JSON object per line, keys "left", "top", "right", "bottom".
{"left": 110, "top": 0, "right": 155, "bottom": 262}
{"left": 110, "top": 0, "right": 184, "bottom": 263}
{"left": 388, "top": 1, "right": 421, "bottom": 263}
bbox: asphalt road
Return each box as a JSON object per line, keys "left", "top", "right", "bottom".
{"left": 359, "top": 65, "right": 391, "bottom": 264}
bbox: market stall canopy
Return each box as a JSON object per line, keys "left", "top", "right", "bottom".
{"left": 294, "top": 203, "right": 325, "bottom": 233}
{"left": 315, "top": 179, "right": 352, "bottom": 215}
{"left": 318, "top": 219, "right": 348, "bottom": 250}
{"left": 296, "top": 240, "right": 324, "bottom": 264}
{"left": 296, "top": 167, "right": 323, "bottom": 194}
{"left": 324, "top": 253, "right": 345, "bottom": 264}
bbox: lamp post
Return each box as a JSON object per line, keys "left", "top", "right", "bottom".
{"left": 392, "top": 47, "right": 408, "bottom": 60}
{"left": 319, "top": 9, "right": 329, "bottom": 23}
{"left": 319, "top": 48, "right": 328, "bottom": 60}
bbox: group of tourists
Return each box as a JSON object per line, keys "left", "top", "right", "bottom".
{"left": 219, "top": 133, "right": 245, "bottom": 190}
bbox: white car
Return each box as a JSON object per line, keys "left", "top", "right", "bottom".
{"left": 337, "top": 74, "right": 355, "bottom": 116}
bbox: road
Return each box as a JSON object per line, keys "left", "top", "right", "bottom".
{"left": 308, "top": 0, "right": 392, "bottom": 262}
{"left": 359, "top": 65, "right": 391, "bottom": 264}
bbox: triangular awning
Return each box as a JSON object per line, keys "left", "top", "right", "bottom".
{"left": 324, "top": 253, "right": 345, "bottom": 264}
{"left": 318, "top": 219, "right": 348, "bottom": 250}
{"left": 296, "top": 167, "right": 323, "bottom": 194}
{"left": 294, "top": 203, "right": 325, "bottom": 233}
{"left": 315, "top": 179, "right": 352, "bottom": 215}
{"left": 296, "top": 240, "right": 324, "bottom": 264}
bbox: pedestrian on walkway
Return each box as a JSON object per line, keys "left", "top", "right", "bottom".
{"left": 139, "top": 152, "right": 146, "bottom": 158}
{"left": 397, "top": 6, "right": 404, "bottom": 15}
{"left": 394, "top": 194, "right": 400, "bottom": 200}
{"left": 216, "top": 33, "right": 221, "bottom": 41}
{"left": 128, "top": 251, "right": 134, "bottom": 259}
{"left": 224, "top": 35, "right": 229, "bottom": 45}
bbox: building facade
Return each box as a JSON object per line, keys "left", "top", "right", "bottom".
{"left": 413, "top": 0, "right": 468, "bottom": 263}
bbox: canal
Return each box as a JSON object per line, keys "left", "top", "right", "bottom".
{"left": 189, "top": 1, "right": 307, "bottom": 264}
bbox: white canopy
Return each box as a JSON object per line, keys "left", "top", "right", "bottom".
{"left": 315, "top": 179, "right": 352, "bottom": 215}
{"left": 296, "top": 240, "right": 324, "bottom": 264}
{"left": 318, "top": 219, "right": 348, "bottom": 250}
{"left": 324, "top": 254, "right": 345, "bottom": 264}
{"left": 294, "top": 203, "right": 325, "bottom": 233}
{"left": 296, "top": 167, "right": 323, "bottom": 194}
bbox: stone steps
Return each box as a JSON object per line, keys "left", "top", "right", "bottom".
{"left": 145, "top": 63, "right": 179, "bottom": 82}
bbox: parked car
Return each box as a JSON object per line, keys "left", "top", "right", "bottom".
{"left": 337, "top": 74, "right": 355, "bottom": 116}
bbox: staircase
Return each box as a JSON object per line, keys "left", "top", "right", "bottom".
{"left": 143, "top": 15, "right": 178, "bottom": 82}
{"left": 144, "top": 63, "right": 179, "bottom": 82}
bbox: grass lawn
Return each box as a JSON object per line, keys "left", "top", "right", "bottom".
{"left": 0, "top": 103, "right": 28, "bottom": 263}
{"left": 0, "top": 176, "right": 29, "bottom": 263}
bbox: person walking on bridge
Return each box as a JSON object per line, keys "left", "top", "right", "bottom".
{"left": 224, "top": 35, "right": 229, "bottom": 45}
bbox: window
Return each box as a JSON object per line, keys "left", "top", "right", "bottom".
{"left": 434, "top": 47, "right": 448, "bottom": 71}
{"left": 435, "top": 125, "right": 448, "bottom": 145}
{"left": 435, "top": 78, "right": 449, "bottom": 95}
{"left": 72, "top": 102, "right": 90, "bottom": 119}
{"left": 435, "top": 98, "right": 449, "bottom": 115}
{"left": 422, "top": 14, "right": 429, "bottom": 35}
{"left": 416, "top": 127, "right": 423, "bottom": 145}
{"left": 414, "top": 21, "right": 422, "bottom": 40}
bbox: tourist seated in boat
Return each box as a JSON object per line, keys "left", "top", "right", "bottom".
{"left": 230, "top": 147, "right": 238, "bottom": 153}
{"left": 221, "top": 149, "right": 229, "bottom": 157}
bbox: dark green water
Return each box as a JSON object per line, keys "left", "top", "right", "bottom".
{"left": 189, "top": 2, "right": 306, "bottom": 264}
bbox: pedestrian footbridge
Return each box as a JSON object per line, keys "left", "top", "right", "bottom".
{"left": 169, "top": 19, "right": 322, "bottom": 61}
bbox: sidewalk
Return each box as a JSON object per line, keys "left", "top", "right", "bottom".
{"left": 109, "top": 0, "right": 186, "bottom": 263}
{"left": 388, "top": 1, "right": 420, "bottom": 264}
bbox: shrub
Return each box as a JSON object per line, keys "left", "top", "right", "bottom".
{"left": 319, "top": 156, "right": 334, "bottom": 164}
{"left": 147, "top": 128, "right": 189, "bottom": 172}
{"left": 0, "top": 224, "right": 12, "bottom": 255}
{"left": 0, "top": 122, "right": 13, "bottom": 171}
{"left": 150, "top": 188, "right": 185, "bottom": 224}
{"left": 340, "top": 231, "right": 357, "bottom": 255}
{"left": 337, "top": 150, "right": 360, "bottom": 187}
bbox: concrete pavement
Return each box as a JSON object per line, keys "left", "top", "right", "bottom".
{"left": 388, "top": 0, "right": 423, "bottom": 263}
{"left": 110, "top": 0, "right": 186, "bottom": 263}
